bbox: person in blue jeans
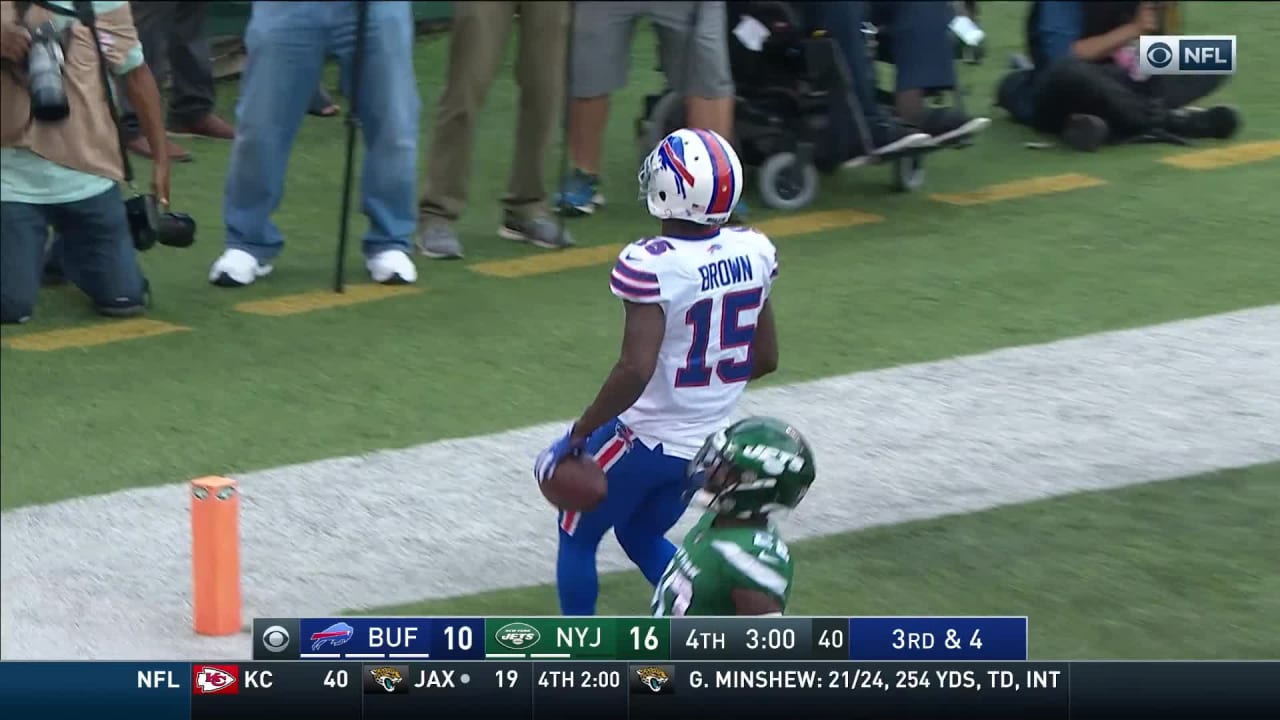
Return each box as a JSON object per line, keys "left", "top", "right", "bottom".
{"left": 868, "top": 1, "right": 988, "bottom": 143}
{"left": 209, "top": 1, "right": 420, "bottom": 287}
{"left": 2, "top": 190, "right": 151, "bottom": 323}
{"left": 2, "top": 0, "right": 165, "bottom": 324}
{"left": 799, "top": 1, "right": 931, "bottom": 160}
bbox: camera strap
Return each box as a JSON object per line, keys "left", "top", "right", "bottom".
{"left": 71, "top": 0, "right": 134, "bottom": 186}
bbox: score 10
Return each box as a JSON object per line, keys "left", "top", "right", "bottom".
{"left": 297, "top": 618, "right": 487, "bottom": 660}
{"left": 847, "top": 617, "right": 1029, "bottom": 661}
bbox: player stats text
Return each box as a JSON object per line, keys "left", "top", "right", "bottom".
{"left": 3, "top": 660, "right": 1278, "bottom": 720}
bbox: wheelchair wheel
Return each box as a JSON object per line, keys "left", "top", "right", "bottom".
{"left": 758, "top": 152, "right": 819, "bottom": 211}
{"left": 893, "top": 154, "right": 926, "bottom": 192}
{"left": 637, "top": 91, "right": 685, "bottom": 165}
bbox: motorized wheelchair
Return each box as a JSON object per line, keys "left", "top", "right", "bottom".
{"left": 860, "top": 1, "right": 987, "bottom": 189}
{"left": 635, "top": 1, "right": 984, "bottom": 210}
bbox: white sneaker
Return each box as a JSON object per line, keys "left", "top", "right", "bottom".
{"left": 209, "top": 248, "right": 273, "bottom": 287}
{"left": 366, "top": 249, "right": 418, "bottom": 285}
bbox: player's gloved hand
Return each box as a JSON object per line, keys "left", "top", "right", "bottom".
{"left": 534, "top": 425, "right": 587, "bottom": 484}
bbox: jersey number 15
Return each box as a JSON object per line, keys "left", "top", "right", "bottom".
{"left": 675, "top": 287, "right": 764, "bottom": 388}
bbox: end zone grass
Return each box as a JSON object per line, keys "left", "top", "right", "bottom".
{"left": 370, "top": 465, "right": 1280, "bottom": 659}
{"left": 3, "top": 1, "right": 1279, "bottom": 510}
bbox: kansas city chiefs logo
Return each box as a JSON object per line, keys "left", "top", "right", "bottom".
{"left": 194, "top": 665, "right": 239, "bottom": 695}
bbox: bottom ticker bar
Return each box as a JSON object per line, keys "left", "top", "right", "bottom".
{"left": 630, "top": 662, "right": 1065, "bottom": 720}
{"left": 3, "top": 661, "right": 1278, "bottom": 720}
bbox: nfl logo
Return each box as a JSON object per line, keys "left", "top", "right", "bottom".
{"left": 1139, "top": 35, "right": 1235, "bottom": 75}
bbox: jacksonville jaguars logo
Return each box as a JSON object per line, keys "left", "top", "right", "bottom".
{"left": 369, "top": 666, "right": 404, "bottom": 693}
{"left": 633, "top": 665, "right": 674, "bottom": 694}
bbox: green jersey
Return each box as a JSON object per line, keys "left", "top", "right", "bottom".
{"left": 652, "top": 511, "right": 794, "bottom": 616}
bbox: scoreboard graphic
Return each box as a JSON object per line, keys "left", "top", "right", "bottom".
{"left": 253, "top": 615, "right": 1030, "bottom": 662}
{"left": 1, "top": 617, "right": 1275, "bottom": 720}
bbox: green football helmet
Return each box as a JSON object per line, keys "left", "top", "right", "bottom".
{"left": 689, "top": 416, "right": 816, "bottom": 517}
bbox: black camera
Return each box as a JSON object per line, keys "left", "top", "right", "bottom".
{"left": 125, "top": 194, "right": 197, "bottom": 252}
{"left": 26, "top": 20, "right": 70, "bottom": 122}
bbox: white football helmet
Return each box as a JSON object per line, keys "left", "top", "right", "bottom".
{"left": 639, "top": 128, "right": 744, "bottom": 225}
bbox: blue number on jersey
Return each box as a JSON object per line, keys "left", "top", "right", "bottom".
{"left": 674, "top": 287, "right": 764, "bottom": 387}
{"left": 639, "top": 238, "right": 675, "bottom": 255}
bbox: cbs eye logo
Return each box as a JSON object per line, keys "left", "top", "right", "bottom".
{"left": 262, "top": 625, "right": 291, "bottom": 653}
{"left": 1146, "top": 41, "right": 1174, "bottom": 69}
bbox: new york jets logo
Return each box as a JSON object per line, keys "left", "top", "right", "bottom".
{"left": 495, "top": 622, "right": 541, "bottom": 650}
{"left": 741, "top": 445, "right": 806, "bottom": 476}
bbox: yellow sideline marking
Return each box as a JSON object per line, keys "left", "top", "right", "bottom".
{"left": 752, "top": 209, "right": 884, "bottom": 237}
{"left": 235, "top": 284, "right": 422, "bottom": 316}
{"left": 2, "top": 319, "right": 190, "bottom": 352}
{"left": 468, "top": 209, "right": 884, "bottom": 279}
{"left": 1160, "top": 140, "right": 1280, "bottom": 170}
{"left": 931, "top": 173, "right": 1107, "bottom": 207}
{"left": 472, "top": 244, "right": 623, "bottom": 279}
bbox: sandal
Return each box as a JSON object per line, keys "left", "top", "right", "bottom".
{"left": 308, "top": 87, "right": 341, "bottom": 118}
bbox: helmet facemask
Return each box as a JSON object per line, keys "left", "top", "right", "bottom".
{"left": 687, "top": 430, "right": 776, "bottom": 518}
{"left": 637, "top": 156, "right": 659, "bottom": 212}
{"left": 687, "top": 429, "right": 729, "bottom": 509}
{"left": 687, "top": 419, "right": 816, "bottom": 519}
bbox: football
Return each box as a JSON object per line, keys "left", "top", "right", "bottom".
{"left": 540, "top": 454, "right": 607, "bottom": 512}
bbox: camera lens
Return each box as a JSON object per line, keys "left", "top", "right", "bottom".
{"left": 156, "top": 212, "right": 197, "bottom": 248}
{"left": 27, "top": 25, "right": 70, "bottom": 123}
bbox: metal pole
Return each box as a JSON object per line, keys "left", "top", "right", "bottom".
{"left": 334, "top": 0, "right": 370, "bottom": 293}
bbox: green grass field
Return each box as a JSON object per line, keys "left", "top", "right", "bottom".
{"left": 2, "top": 2, "right": 1278, "bottom": 660}
{"left": 377, "top": 465, "right": 1280, "bottom": 659}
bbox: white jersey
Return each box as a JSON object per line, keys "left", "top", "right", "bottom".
{"left": 608, "top": 226, "right": 779, "bottom": 459}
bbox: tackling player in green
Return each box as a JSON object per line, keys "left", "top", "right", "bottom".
{"left": 652, "top": 416, "right": 816, "bottom": 617}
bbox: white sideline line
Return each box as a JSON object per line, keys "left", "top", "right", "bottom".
{"left": 2, "top": 305, "right": 1278, "bottom": 661}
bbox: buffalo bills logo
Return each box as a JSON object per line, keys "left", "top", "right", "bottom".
{"left": 310, "top": 622, "right": 354, "bottom": 651}
{"left": 658, "top": 135, "right": 696, "bottom": 199}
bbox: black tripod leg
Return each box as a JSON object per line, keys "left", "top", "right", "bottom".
{"left": 334, "top": 0, "right": 370, "bottom": 293}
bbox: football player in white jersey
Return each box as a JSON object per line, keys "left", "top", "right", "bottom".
{"left": 534, "top": 128, "right": 780, "bottom": 615}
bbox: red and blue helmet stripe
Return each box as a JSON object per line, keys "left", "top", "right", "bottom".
{"left": 690, "top": 128, "right": 737, "bottom": 217}
{"left": 657, "top": 135, "right": 696, "bottom": 200}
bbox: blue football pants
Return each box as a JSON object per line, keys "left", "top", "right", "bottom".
{"left": 555, "top": 418, "right": 693, "bottom": 615}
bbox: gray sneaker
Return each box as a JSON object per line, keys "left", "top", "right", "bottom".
{"left": 417, "top": 221, "right": 464, "bottom": 259}
{"left": 498, "top": 212, "right": 574, "bottom": 250}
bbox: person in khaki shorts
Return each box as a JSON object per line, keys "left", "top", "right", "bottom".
{"left": 554, "top": 2, "right": 735, "bottom": 218}
{"left": 417, "top": 1, "right": 572, "bottom": 259}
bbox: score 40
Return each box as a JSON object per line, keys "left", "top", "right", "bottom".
{"left": 892, "top": 627, "right": 983, "bottom": 651}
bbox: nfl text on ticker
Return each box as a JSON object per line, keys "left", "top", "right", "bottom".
{"left": 2, "top": 660, "right": 1278, "bottom": 719}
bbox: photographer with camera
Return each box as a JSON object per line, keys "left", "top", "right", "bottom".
{"left": 1, "top": 0, "right": 175, "bottom": 324}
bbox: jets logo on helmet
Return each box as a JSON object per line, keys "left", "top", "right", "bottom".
{"left": 740, "top": 445, "right": 808, "bottom": 476}
{"left": 689, "top": 417, "right": 816, "bottom": 517}
{"left": 639, "top": 128, "right": 743, "bottom": 225}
